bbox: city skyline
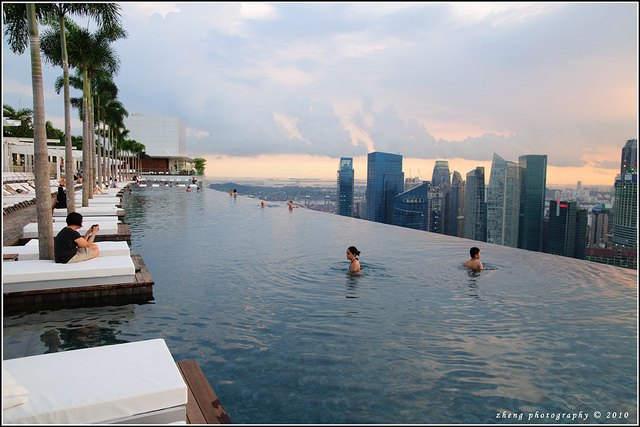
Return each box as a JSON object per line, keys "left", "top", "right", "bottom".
{"left": 2, "top": 2, "right": 637, "bottom": 187}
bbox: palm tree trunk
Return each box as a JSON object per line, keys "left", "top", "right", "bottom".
{"left": 82, "top": 68, "right": 90, "bottom": 207}
{"left": 27, "top": 3, "right": 54, "bottom": 260}
{"left": 89, "top": 93, "right": 95, "bottom": 199}
{"left": 60, "top": 14, "right": 75, "bottom": 213}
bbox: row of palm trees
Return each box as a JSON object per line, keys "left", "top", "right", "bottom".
{"left": 3, "top": 3, "right": 142, "bottom": 260}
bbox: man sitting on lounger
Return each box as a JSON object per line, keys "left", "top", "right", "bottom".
{"left": 54, "top": 212, "right": 100, "bottom": 263}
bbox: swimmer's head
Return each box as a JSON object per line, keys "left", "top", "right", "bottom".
{"left": 347, "top": 246, "right": 361, "bottom": 257}
{"left": 470, "top": 247, "right": 480, "bottom": 258}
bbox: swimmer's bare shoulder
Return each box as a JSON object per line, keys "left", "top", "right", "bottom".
{"left": 464, "top": 259, "right": 483, "bottom": 270}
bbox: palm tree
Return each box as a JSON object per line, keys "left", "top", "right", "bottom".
{"left": 103, "top": 100, "right": 127, "bottom": 181}
{"left": 52, "top": 18, "right": 126, "bottom": 206}
{"left": 3, "top": 3, "right": 54, "bottom": 259}
{"left": 38, "top": 3, "right": 121, "bottom": 212}
{"left": 91, "top": 69, "right": 118, "bottom": 188}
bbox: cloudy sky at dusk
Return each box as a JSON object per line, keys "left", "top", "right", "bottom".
{"left": 2, "top": 2, "right": 637, "bottom": 186}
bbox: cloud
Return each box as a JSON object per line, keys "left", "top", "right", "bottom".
{"left": 3, "top": 2, "right": 635, "bottom": 182}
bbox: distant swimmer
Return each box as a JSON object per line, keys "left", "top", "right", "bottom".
{"left": 288, "top": 201, "right": 293, "bottom": 210}
{"left": 233, "top": 189, "right": 238, "bottom": 197}
{"left": 186, "top": 186, "right": 192, "bottom": 192}
{"left": 229, "top": 190, "right": 233, "bottom": 196}
{"left": 346, "top": 246, "right": 361, "bottom": 272}
{"left": 261, "top": 201, "right": 266, "bottom": 208}
{"left": 464, "top": 247, "right": 483, "bottom": 271}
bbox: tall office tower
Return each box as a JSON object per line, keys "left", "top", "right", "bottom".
{"left": 366, "top": 152, "right": 404, "bottom": 224}
{"left": 337, "top": 157, "right": 354, "bottom": 217}
{"left": 518, "top": 155, "right": 547, "bottom": 252}
{"left": 426, "top": 185, "right": 444, "bottom": 233}
{"left": 455, "top": 174, "right": 466, "bottom": 238}
{"left": 590, "top": 203, "right": 612, "bottom": 247}
{"left": 611, "top": 173, "right": 637, "bottom": 248}
{"left": 431, "top": 160, "right": 451, "bottom": 187}
{"left": 464, "top": 167, "right": 486, "bottom": 241}
{"left": 486, "top": 154, "right": 520, "bottom": 248}
{"left": 620, "top": 139, "right": 637, "bottom": 175}
{"left": 443, "top": 171, "right": 463, "bottom": 236}
{"left": 547, "top": 200, "right": 588, "bottom": 258}
{"left": 393, "top": 182, "right": 429, "bottom": 231}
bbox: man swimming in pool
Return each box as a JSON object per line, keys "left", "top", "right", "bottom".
{"left": 464, "top": 247, "right": 483, "bottom": 271}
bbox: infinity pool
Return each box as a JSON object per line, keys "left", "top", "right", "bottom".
{"left": 3, "top": 185, "right": 637, "bottom": 423}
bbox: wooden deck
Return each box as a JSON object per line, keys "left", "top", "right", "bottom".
{"left": 3, "top": 253, "right": 154, "bottom": 314}
{"left": 176, "top": 360, "right": 232, "bottom": 424}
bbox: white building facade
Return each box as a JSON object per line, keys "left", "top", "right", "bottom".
{"left": 123, "top": 114, "right": 192, "bottom": 174}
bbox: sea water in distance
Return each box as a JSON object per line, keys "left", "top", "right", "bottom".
{"left": 3, "top": 185, "right": 637, "bottom": 424}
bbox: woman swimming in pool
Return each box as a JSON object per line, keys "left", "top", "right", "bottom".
{"left": 346, "top": 246, "right": 361, "bottom": 272}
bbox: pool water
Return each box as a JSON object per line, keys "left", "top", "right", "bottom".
{"left": 3, "top": 186, "right": 637, "bottom": 424}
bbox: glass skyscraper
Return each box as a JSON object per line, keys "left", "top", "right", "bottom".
{"left": 464, "top": 167, "right": 486, "bottom": 242}
{"left": 611, "top": 173, "right": 637, "bottom": 248}
{"left": 431, "top": 160, "right": 451, "bottom": 187}
{"left": 547, "top": 200, "right": 588, "bottom": 259}
{"left": 486, "top": 153, "right": 520, "bottom": 248}
{"left": 393, "top": 182, "right": 428, "bottom": 231}
{"left": 366, "top": 152, "right": 404, "bottom": 224}
{"left": 518, "top": 154, "right": 547, "bottom": 252}
{"left": 337, "top": 157, "right": 354, "bottom": 217}
{"left": 620, "top": 139, "right": 637, "bottom": 175}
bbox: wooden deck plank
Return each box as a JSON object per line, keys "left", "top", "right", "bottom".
{"left": 176, "top": 360, "right": 232, "bottom": 424}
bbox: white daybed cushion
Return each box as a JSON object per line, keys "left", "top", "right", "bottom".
{"left": 3, "top": 241, "right": 130, "bottom": 261}
{"left": 22, "top": 220, "right": 119, "bottom": 239}
{"left": 52, "top": 206, "right": 119, "bottom": 217}
{"left": 2, "top": 368, "right": 29, "bottom": 410}
{"left": 2, "top": 339, "right": 187, "bottom": 424}
{"left": 2, "top": 255, "right": 135, "bottom": 293}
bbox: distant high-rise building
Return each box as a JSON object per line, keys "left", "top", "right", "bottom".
{"left": 547, "top": 200, "right": 588, "bottom": 259}
{"left": 590, "top": 203, "right": 612, "bottom": 247}
{"left": 611, "top": 173, "right": 637, "bottom": 248}
{"left": 392, "top": 182, "right": 444, "bottom": 233}
{"left": 486, "top": 153, "right": 520, "bottom": 248}
{"left": 431, "top": 160, "right": 451, "bottom": 188}
{"left": 366, "top": 152, "right": 404, "bottom": 224}
{"left": 337, "top": 157, "right": 354, "bottom": 217}
{"left": 620, "top": 139, "right": 637, "bottom": 175}
{"left": 393, "top": 182, "right": 429, "bottom": 231}
{"left": 443, "top": 171, "right": 463, "bottom": 237}
{"left": 464, "top": 167, "right": 486, "bottom": 242}
{"left": 518, "top": 154, "right": 547, "bottom": 252}
{"left": 455, "top": 173, "right": 466, "bottom": 238}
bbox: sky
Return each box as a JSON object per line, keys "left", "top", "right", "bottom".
{"left": 2, "top": 2, "right": 638, "bottom": 187}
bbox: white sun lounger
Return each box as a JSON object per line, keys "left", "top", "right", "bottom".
{"left": 52, "top": 206, "right": 120, "bottom": 217}
{"left": 3, "top": 241, "right": 130, "bottom": 261}
{"left": 2, "top": 255, "right": 135, "bottom": 293}
{"left": 2, "top": 339, "right": 187, "bottom": 424}
{"left": 22, "top": 220, "right": 119, "bottom": 239}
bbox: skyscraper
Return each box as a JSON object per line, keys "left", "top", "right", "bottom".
{"left": 366, "top": 152, "right": 404, "bottom": 224}
{"left": 547, "top": 200, "right": 588, "bottom": 259}
{"left": 337, "top": 157, "right": 354, "bottom": 217}
{"left": 431, "top": 160, "right": 451, "bottom": 187}
{"left": 443, "top": 171, "right": 463, "bottom": 237}
{"left": 611, "top": 173, "right": 637, "bottom": 248}
{"left": 590, "top": 203, "right": 612, "bottom": 247}
{"left": 393, "top": 182, "right": 428, "bottom": 231}
{"left": 518, "top": 154, "right": 547, "bottom": 252}
{"left": 620, "top": 139, "right": 637, "bottom": 175}
{"left": 464, "top": 167, "right": 486, "bottom": 242}
{"left": 486, "top": 154, "right": 520, "bottom": 248}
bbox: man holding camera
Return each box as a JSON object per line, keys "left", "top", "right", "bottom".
{"left": 54, "top": 212, "right": 100, "bottom": 263}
